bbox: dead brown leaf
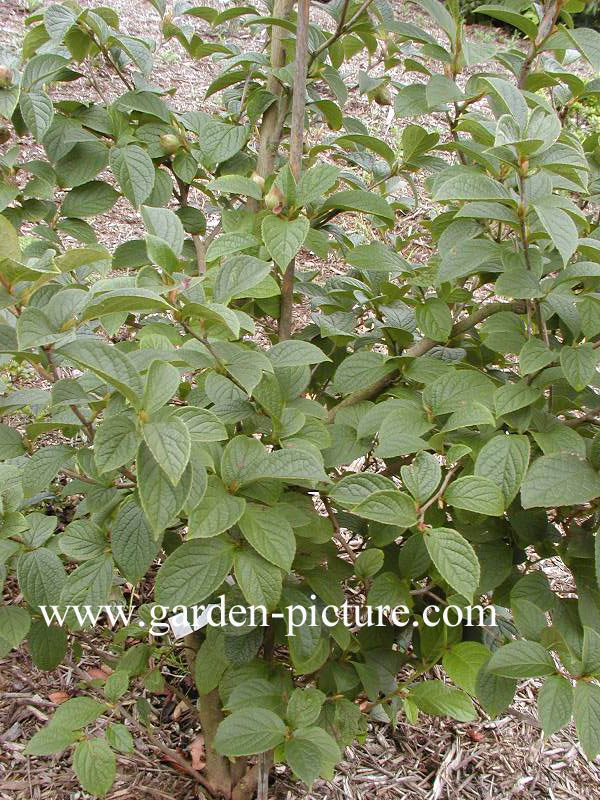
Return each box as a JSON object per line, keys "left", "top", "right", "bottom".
{"left": 189, "top": 735, "right": 205, "bottom": 771}
{"left": 48, "top": 691, "right": 70, "bottom": 704}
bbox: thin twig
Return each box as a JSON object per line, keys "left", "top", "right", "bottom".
{"left": 321, "top": 494, "right": 356, "bottom": 562}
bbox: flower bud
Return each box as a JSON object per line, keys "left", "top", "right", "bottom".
{"left": 264, "top": 185, "right": 284, "bottom": 213}
{"left": 374, "top": 86, "right": 392, "bottom": 107}
{"left": 160, "top": 133, "right": 181, "bottom": 154}
{"left": 0, "top": 66, "right": 13, "bottom": 89}
{"left": 250, "top": 171, "right": 265, "bottom": 192}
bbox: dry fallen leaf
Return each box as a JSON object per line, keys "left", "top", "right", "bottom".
{"left": 87, "top": 666, "right": 113, "bottom": 680}
{"left": 172, "top": 699, "right": 188, "bottom": 720}
{"left": 189, "top": 735, "right": 205, "bottom": 770}
{"left": 48, "top": 691, "right": 70, "bottom": 704}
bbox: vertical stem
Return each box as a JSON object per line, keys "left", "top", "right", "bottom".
{"left": 279, "top": 0, "right": 310, "bottom": 341}
{"left": 253, "top": 0, "right": 295, "bottom": 186}
{"left": 184, "top": 634, "right": 232, "bottom": 798}
{"left": 288, "top": 0, "right": 310, "bottom": 181}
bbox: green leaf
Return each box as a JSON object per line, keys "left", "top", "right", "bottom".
{"left": 494, "top": 381, "right": 540, "bottom": 417}
{"left": 546, "top": 27, "right": 600, "bottom": 72}
{"left": 16, "top": 307, "right": 62, "bottom": 351}
{"left": 534, "top": 203, "right": 578, "bottom": 266}
{"left": 474, "top": 664, "right": 517, "bottom": 717}
{"left": 582, "top": 626, "right": 600, "bottom": 676}
{"left": 238, "top": 504, "right": 295, "bottom": 571}
{"left": 18, "top": 549, "right": 67, "bottom": 608}
{"left": 57, "top": 340, "right": 143, "bottom": 407}
{"left": 352, "top": 490, "right": 418, "bottom": 528}
{"left": 318, "top": 190, "right": 394, "bottom": 223}
{"left": 234, "top": 548, "right": 282, "bottom": 610}
{"left": 519, "top": 338, "right": 556, "bottom": 376}
{"left": 25, "top": 725, "right": 78, "bottom": 756}
{"left": 424, "top": 528, "right": 480, "bottom": 602}
{"left": 207, "top": 175, "right": 263, "bottom": 200}
{"left": 426, "top": 74, "right": 464, "bottom": 108}
{"left": 443, "top": 642, "right": 491, "bottom": 695}
{"left": 409, "top": 680, "right": 476, "bottom": 722}
{"left": 285, "top": 737, "right": 322, "bottom": 787}
{"left": 141, "top": 205, "right": 184, "bottom": 255}
{"left": 0, "top": 605, "right": 31, "bottom": 648}
{"left": 94, "top": 413, "right": 138, "bottom": 473}
{"left": 28, "top": 621, "right": 68, "bottom": 671}
{"left": 0, "top": 214, "right": 20, "bottom": 262}
{"left": 188, "top": 476, "right": 247, "bottom": 538}
{"left": 333, "top": 350, "right": 394, "bottom": 396}
{"left": 214, "top": 708, "right": 287, "bottom": 756}
{"left": 59, "top": 520, "right": 105, "bottom": 561}
{"left": 401, "top": 452, "right": 441, "bottom": 504}
{"left": 487, "top": 640, "right": 556, "bottom": 678}
{"left": 73, "top": 738, "right": 116, "bottom": 797}
{"left": 474, "top": 434, "right": 530, "bottom": 506}
{"left": 495, "top": 268, "right": 543, "bottom": 300}
{"left": 355, "top": 549, "right": 384, "bottom": 580}
{"left": 110, "top": 145, "right": 155, "bottom": 208}
{"left": 205, "top": 232, "right": 259, "bottom": 263}
{"left": 440, "top": 402, "right": 495, "bottom": 433}
{"left": 415, "top": 298, "right": 452, "bottom": 341}
{"left": 521, "top": 454, "right": 600, "bottom": 509}
{"left": 286, "top": 688, "right": 326, "bottom": 729}
{"left": 142, "top": 413, "right": 191, "bottom": 486}
{"left": 155, "top": 536, "right": 235, "bottom": 607}
{"left": 44, "top": 4, "right": 77, "bottom": 39}
{"left": 258, "top": 448, "right": 329, "bottom": 483}
{"left": 137, "top": 441, "right": 192, "bottom": 535}
{"left": 434, "top": 174, "right": 510, "bottom": 202}
{"left": 214, "top": 256, "right": 271, "bottom": 303}
{"left": 83, "top": 288, "right": 174, "bottom": 320}
{"left": 560, "top": 344, "right": 599, "bottom": 391}
{"left": 143, "top": 360, "right": 181, "bottom": 415}
{"left": 62, "top": 181, "right": 120, "bottom": 218}
{"left": 475, "top": 5, "right": 537, "bottom": 38}
{"left": 333, "top": 133, "right": 396, "bottom": 168}
{"left": 59, "top": 555, "right": 113, "bottom": 610}
{"left": 328, "top": 473, "right": 396, "bottom": 506}
{"left": 20, "top": 91, "right": 54, "bottom": 141}
{"left": 106, "top": 723, "right": 134, "bottom": 754}
{"left": 573, "top": 681, "right": 600, "bottom": 760}
{"left": 436, "top": 239, "right": 501, "bottom": 284}
{"left": 538, "top": 675, "right": 573, "bottom": 737}
{"left": 104, "top": 671, "right": 129, "bottom": 703}
{"left": 112, "top": 497, "right": 159, "bottom": 585}
{"left": 375, "top": 431, "right": 429, "bottom": 458}
{"left": 296, "top": 164, "right": 340, "bottom": 206}
{"left": 261, "top": 214, "right": 310, "bottom": 268}
{"left": 183, "top": 114, "right": 248, "bottom": 165}
{"left": 53, "top": 696, "right": 107, "bottom": 729}
{"left": 267, "top": 340, "right": 330, "bottom": 368}
{"left": 444, "top": 476, "right": 505, "bottom": 516}
{"left": 345, "top": 242, "right": 409, "bottom": 273}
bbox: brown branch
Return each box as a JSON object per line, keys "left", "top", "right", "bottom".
{"left": 327, "top": 301, "right": 527, "bottom": 421}
{"left": 279, "top": 0, "right": 310, "bottom": 341}
{"left": 309, "top": 0, "right": 375, "bottom": 67}
{"left": 253, "top": 0, "right": 294, "bottom": 187}
{"left": 184, "top": 634, "right": 233, "bottom": 799}
{"left": 517, "top": 0, "right": 562, "bottom": 89}
{"left": 116, "top": 702, "right": 215, "bottom": 798}
{"left": 321, "top": 494, "right": 356, "bottom": 562}
{"left": 418, "top": 464, "right": 460, "bottom": 525}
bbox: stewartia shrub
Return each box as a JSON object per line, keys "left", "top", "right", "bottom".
{"left": 1, "top": 0, "right": 600, "bottom": 797}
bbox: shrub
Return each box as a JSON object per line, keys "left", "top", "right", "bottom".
{"left": 1, "top": 0, "right": 600, "bottom": 797}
